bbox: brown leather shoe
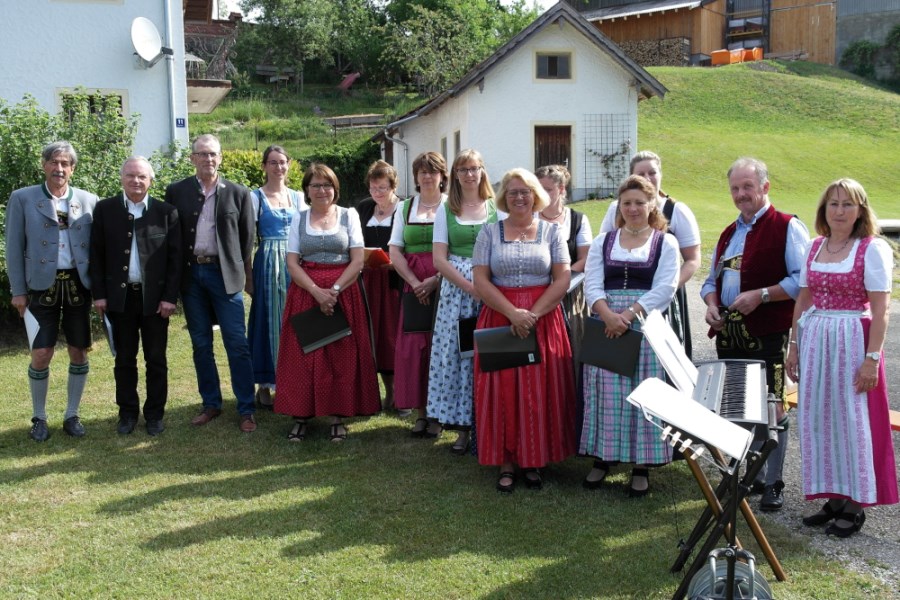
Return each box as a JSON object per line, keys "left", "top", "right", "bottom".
{"left": 190, "top": 408, "right": 222, "bottom": 426}
{"left": 239, "top": 414, "right": 257, "bottom": 433}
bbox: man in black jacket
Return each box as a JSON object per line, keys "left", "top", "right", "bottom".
{"left": 165, "top": 134, "right": 258, "bottom": 433}
{"left": 90, "top": 156, "right": 182, "bottom": 435}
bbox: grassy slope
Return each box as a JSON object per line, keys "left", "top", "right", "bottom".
{"left": 2, "top": 63, "right": 899, "bottom": 599}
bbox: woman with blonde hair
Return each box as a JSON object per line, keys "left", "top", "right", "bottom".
{"left": 599, "top": 151, "right": 700, "bottom": 357}
{"left": 581, "top": 175, "right": 679, "bottom": 496}
{"left": 473, "top": 168, "right": 575, "bottom": 492}
{"left": 427, "top": 149, "right": 499, "bottom": 454}
{"left": 786, "top": 178, "right": 897, "bottom": 537}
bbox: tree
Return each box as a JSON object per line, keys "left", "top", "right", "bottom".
{"left": 238, "top": 0, "right": 337, "bottom": 94}
{"left": 382, "top": 0, "right": 539, "bottom": 94}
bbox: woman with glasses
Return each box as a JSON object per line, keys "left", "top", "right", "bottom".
{"left": 274, "top": 163, "right": 380, "bottom": 442}
{"left": 247, "top": 145, "right": 306, "bottom": 410}
{"left": 581, "top": 175, "right": 679, "bottom": 496}
{"left": 427, "top": 149, "right": 499, "bottom": 455}
{"left": 389, "top": 152, "right": 448, "bottom": 437}
{"left": 599, "top": 151, "right": 700, "bottom": 357}
{"left": 353, "top": 160, "right": 402, "bottom": 412}
{"left": 472, "top": 168, "right": 575, "bottom": 492}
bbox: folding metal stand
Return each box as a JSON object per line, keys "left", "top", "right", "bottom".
{"left": 671, "top": 430, "right": 786, "bottom": 600}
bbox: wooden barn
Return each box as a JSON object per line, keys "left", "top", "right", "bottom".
{"left": 566, "top": 0, "right": 842, "bottom": 65}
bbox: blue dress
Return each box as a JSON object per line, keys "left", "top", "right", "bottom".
{"left": 248, "top": 188, "right": 303, "bottom": 386}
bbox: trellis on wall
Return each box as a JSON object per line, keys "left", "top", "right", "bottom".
{"left": 582, "top": 113, "right": 632, "bottom": 198}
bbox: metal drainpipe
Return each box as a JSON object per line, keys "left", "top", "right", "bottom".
{"left": 163, "top": 0, "right": 178, "bottom": 145}
{"left": 384, "top": 128, "right": 410, "bottom": 197}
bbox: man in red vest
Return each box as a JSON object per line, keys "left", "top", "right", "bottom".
{"left": 701, "top": 157, "right": 809, "bottom": 512}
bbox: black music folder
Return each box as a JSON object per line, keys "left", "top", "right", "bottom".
{"left": 402, "top": 291, "right": 436, "bottom": 332}
{"left": 474, "top": 326, "right": 541, "bottom": 372}
{"left": 579, "top": 316, "right": 643, "bottom": 378}
{"left": 290, "top": 304, "right": 352, "bottom": 354}
{"left": 457, "top": 316, "right": 478, "bottom": 358}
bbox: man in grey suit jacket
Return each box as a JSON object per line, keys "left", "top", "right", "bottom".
{"left": 165, "top": 134, "right": 257, "bottom": 433}
{"left": 5, "top": 141, "right": 98, "bottom": 441}
{"left": 90, "top": 157, "right": 182, "bottom": 436}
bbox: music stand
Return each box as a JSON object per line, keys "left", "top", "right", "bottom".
{"left": 627, "top": 379, "right": 781, "bottom": 599}
{"left": 632, "top": 311, "right": 788, "bottom": 598}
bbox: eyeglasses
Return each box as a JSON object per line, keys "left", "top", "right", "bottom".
{"left": 455, "top": 167, "right": 481, "bottom": 175}
{"left": 192, "top": 152, "right": 219, "bottom": 159}
{"left": 506, "top": 189, "right": 533, "bottom": 199}
{"left": 309, "top": 183, "right": 335, "bottom": 191}
{"left": 369, "top": 185, "right": 391, "bottom": 194}
{"left": 266, "top": 160, "right": 289, "bottom": 167}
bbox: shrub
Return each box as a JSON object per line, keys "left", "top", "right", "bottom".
{"left": 0, "top": 91, "right": 137, "bottom": 322}
{"left": 840, "top": 40, "right": 880, "bottom": 79}
{"left": 305, "top": 140, "right": 381, "bottom": 206}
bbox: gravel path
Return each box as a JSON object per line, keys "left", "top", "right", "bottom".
{"left": 685, "top": 279, "right": 900, "bottom": 590}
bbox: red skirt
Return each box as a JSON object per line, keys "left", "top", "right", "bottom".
{"left": 393, "top": 252, "right": 436, "bottom": 410}
{"left": 474, "top": 285, "right": 576, "bottom": 468}
{"left": 274, "top": 261, "right": 380, "bottom": 418}
{"left": 362, "top": 266, "right": 400, "bottom": 373}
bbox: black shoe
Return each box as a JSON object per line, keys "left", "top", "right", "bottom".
{"left": 825, "top": 510, "right": 866, "bottom": 538}
{"left": 117, "top": 417, "right": 138, "bottom": 435}
{"left": 802, "top": 500, "right": 846, "bottom": 526}
{"left": 146, "top": 419, "right": 165, "bottom": 436}
{"left": 523, "top": 469, "right": 543, "bottom": 490}
{"left": 63, "top": 416, "right": 86, "bottom": 438}
{"left": 760, "top": 480, "right": 785, "bottom": 512}
{"left": 628, "top": 467, "right": 650, "bottom": 498}
{"left": 496, "top": 471, "right": 516, "bottom": 494}
{"left": 583, "top": 460, "right": 609, "bottom": 490}
{"left": 749, "top": 480, "right": 766, "bottom": 495}
{"left": 29, "top": 418, "right": 50, "bottom": 442}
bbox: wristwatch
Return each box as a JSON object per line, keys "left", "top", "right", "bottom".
{"left": 332, "top": 284, "right": 341, "bottom": 293}
{"left": 865, "top": 351, "right": 881, "bottom": 363}
{"left": 760, "top": 287, "right": 770, "bottom": 304}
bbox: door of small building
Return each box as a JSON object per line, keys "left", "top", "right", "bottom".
{"left": 534, "top": 126, "right": 571, "bottom": 170}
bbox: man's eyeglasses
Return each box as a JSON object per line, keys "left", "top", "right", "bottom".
{"left": 192, "top": 152, "right": 219, "bottom": 159}
{"left": 455, "top": 167, "right": 481, "bottom": 175}
{"left": 309, "top": 183, "right": 335, "bottom": 191}
{"left": 506, "top": 189, "right": 533, "bottom": 199}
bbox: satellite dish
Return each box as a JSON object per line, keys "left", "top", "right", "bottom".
{"left": 131, "top": 17, "right": 172, "bottom": 68}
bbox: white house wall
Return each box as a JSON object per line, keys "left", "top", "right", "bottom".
{"left": 392, "top": 20, "right": 641, "bottom": 200}
{"left": 0, "top": 0, "right": 189, "bottom": 156}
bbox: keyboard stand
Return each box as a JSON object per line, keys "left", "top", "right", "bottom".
{"left": 671, "top": 437, "right": 787, "bottom": 600}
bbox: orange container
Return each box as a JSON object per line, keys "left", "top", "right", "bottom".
{"left": 711, "top": 49, "right": 744, "bottom": 65}
{"left": 742, "top": 47, "right": 763, "bottom": 62}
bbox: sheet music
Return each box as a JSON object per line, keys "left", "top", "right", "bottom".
{"left": 102, "top": 314, "right": 117, "bottom": 357}
{"left": 24, "top": 308, "right": 39, "bottom": 351}
{"left": 627, "top": 377, "right": 753, "bottom": 461}
{"left": 640, "top": 310, "right": 698, "bottom": 394}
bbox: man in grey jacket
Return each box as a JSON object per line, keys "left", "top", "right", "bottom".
{"left": 6, "top": 141, "right": 98, "bottom": 441}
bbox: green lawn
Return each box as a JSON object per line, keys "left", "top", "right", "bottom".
{"left": 0, "top": 315, "right": 892, "bottom": 598}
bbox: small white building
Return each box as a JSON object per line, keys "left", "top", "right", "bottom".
{"left": 0, "top": 0, "right": 189, "bottom": 155}
{"left": 379, "top": 1, "right": 666, "bottom": 200}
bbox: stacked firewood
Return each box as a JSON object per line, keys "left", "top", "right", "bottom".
{"left": 619, "top": 37, "right": 690, "bottom": 67}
